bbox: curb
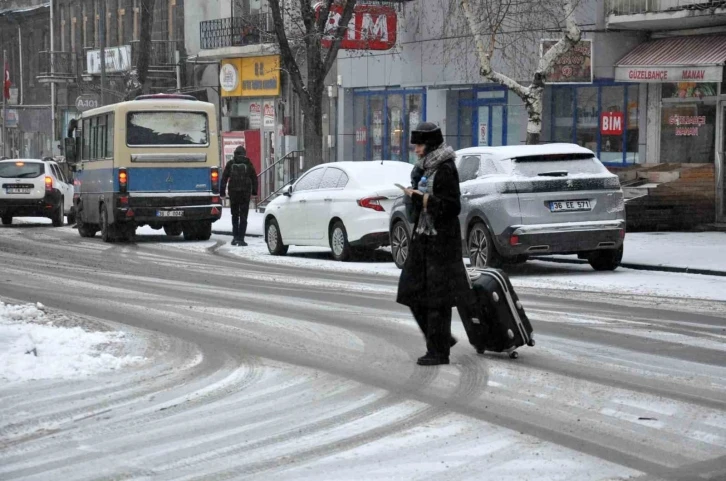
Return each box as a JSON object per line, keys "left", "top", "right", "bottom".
{"left": 211, "top": 230, "right": 262, "bottom": 238}
{"left": 210, "top": 230, "right": 726, "bottom": 278}
{"left": 531, "top": 256, "right": 726, "bottom": 278}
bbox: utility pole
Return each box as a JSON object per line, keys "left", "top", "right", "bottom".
{"left": 50, "top": 0, "right": 56, "bottom": 154}
{"left": 99, "top": 0, "right": 107, "bottom": 105}
{"left": 2, "top": 49, "right": 6, "bottom": 158}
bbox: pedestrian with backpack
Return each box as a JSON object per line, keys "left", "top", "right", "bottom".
{"left": 220, "top": 145, "right": 258, "bottom": 246}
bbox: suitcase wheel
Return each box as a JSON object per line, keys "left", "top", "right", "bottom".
{"left": 509, "top": 351, "right": 519, "bottom": 359}
{"left": 476, "top": 347, "right": 485, "bottom": 355}
{"left": 527, "top": 338, "right": 536, "bottom": 347}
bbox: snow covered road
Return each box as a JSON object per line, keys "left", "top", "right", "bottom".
{"left": 0, "top": 223, "right": 725, "bottom": 481}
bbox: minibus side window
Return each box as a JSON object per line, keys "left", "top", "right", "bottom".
{"left": 82, "top": 118, "right": 91, "bottom": 160}
{"left": 106, "top": 114, "right": 114, "bottom": 158}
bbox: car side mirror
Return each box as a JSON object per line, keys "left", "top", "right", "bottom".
{"left": 283, "top": 185, "right": 293, "bottom": 197}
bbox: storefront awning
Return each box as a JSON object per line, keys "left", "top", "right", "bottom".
{"left": 614, "top": 35, "right": 726, "bottom": 83}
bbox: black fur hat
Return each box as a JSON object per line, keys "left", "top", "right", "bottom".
{"left": 410, "top": 122, "right": 444, "bottom": 146}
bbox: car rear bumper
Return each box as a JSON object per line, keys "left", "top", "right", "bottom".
{"left": 111, "top": 194, "right": 223, "bottom": 224}
{"left": 115, "top": 204, "right": 223, "bottom": 223}
{"left": 497, "top": 220, "right": 625, "bottom": 256}
{"left": 0, "top": 191, "right": 62, "bottom": 217}
{"left": 351, "top": 231, "right": 390, "bottom": 248}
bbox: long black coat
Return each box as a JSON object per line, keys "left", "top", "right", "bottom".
{"left": 396, "top": 159, "right": 472, "bottom": 309}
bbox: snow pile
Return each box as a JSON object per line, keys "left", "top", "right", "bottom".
{"left": 0, "top": 301, "right": 144, "bottom": 382}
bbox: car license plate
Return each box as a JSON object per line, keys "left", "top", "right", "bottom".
{"left": 6, "top": 188, "right": 30, "bottom": 194}
{"left": 549, "top": 199, "right": 591, "bottom": 212}
{"left": 157, "top": 210, "right": 183, "bottom": 217}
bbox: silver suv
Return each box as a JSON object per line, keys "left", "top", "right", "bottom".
{"left": 389, "top": 144, "right": 626, "bottom": 271}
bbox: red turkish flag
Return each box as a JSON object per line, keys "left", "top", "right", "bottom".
{"left": 3, "top": 62, "right": 10, "bottom": 100}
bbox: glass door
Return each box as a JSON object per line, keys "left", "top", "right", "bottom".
{"left": 473, "top": 105, "right": 504, "bottom": 147}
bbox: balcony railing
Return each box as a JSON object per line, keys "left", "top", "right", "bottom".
{"left": 607, "top": 0, "right": 726, "bottom": 16}
{"left": 200, "top": 13, "right": 275, "bottom": 50}
{"left": 130, "top": 40, "right": 180, "bottom": 72}
{"left": 37, "top": 51, "right": 79, "bottom": 83}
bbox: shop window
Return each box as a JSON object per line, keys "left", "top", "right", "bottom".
{"left": 553, "top": 88, "right": 574, "bottom": 142}
{"left": 406, "top": 94, "right": 423, "bottom": 163}
{"left": 459, "top": 104, "right": 473, "bottom": 149}
{"left": 660, "top": 102, "right": 716, "bottom": 164}
{"left": 370, "top": 96, "right": 384, "bottom": 161}
{"left": 353, "top": 95, "right": 368, "bottom": 162}
{"left": 388, "top": 94, "right": 404, "bottom": 162}
{"left": 600, "top": 86, "right": 625, "bottom": 164}
{"left": 478, "top": 90, "right": 505, "bottom": 99}
{"left": 576, "top": 87, "right": 598, "bottom": 152}
{"left": 507, "top": 95, "right": 525, "bottom": 146}
{"left": 626, "top": 85, "right": 639, "bottom": 163}
{"left": 663, "top": 82, "right": 718, "bottom": 99}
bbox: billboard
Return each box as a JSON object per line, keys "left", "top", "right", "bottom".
{"left": 541, "top": 39, "right": 592, "bottom": 84}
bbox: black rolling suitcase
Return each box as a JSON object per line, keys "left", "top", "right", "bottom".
{"left": 457, "top": 268, "right": 534, "bottom": 359}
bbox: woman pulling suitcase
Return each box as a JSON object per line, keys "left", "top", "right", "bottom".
{"left": 397, "top": 122, "right": 473, "bottom": 366}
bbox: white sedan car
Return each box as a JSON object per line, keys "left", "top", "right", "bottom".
{"left": 264, "top": 161, "right": 413, "bottom": 261}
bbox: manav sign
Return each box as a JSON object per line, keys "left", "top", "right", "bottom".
{"left": 615, "top": 66, "right": 723, "bottom": 83}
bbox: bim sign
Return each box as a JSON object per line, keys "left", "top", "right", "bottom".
{"left": 601, "top": 112, "right": 624, "bottom": 136}
{"left": 316, "top": 3, "right": 397, "bottom": 51}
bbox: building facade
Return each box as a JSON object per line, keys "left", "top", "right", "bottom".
{"left": 42, "top": 0, "right": 187, "bottom": 154}
{"left": 0, "top": 0, "right": 52, "bottom": 158}
{"left": 335, "top": 0, "right": 726, "bottom": 225}
{"left": 192, "top": 0, "right": 307, "bottom": 202}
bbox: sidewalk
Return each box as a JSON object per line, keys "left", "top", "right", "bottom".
{"left": 212, "top": 210, "right": 726, "bottom": 276}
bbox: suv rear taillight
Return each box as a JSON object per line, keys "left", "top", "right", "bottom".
{"left": 357, "top": 197, "right": 386, "bottom": 212}
{"left": 44, "top": 176, "right": 53, "bottom": 191}
{"left": 118, "top": 168, "right": 128, "bottom": 193}
{"left": 211, "top": 167, "right": 220, "bottom": 194}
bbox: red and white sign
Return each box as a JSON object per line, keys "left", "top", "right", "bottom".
{"left": 356, "top": 127, "right": 367, "bottom": 144}
{"left": 249, "top": 102, "right": 262, "bottom": 129}
{"left": 478, "top": 124, "right": 488, "bottom": 146}
{"left": 600, "top": 112, "right": 624, "bottom": 135}
{"left": 222, "top": 132, "right": 246, "bottom": 169}
{"left": 316, "top": 3, "right": 397, "bottom": 51}
{"left": 614, "top": 65, "right": 723, "bottom": 83}
{"left": 263, "top": 102, "right": 275, "bottom": 128}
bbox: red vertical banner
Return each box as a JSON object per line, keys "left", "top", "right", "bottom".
{"left": 3, "top": 61, "right": 10, "bottom": 100}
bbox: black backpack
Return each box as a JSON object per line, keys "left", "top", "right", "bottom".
{"left": 229, "top": 160, "right": 253, "bottom": 194}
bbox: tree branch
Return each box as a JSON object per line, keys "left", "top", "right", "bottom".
{"left": 536, "top": 0, "right": 581, "bottom": 76}
{"left": 269, "top": 0, "right": 311, "bottom": 107}
{"left": 322, "top": 0, "right": 357, "bottom": 78}
{"left": 460, "top": 0, "right": 529, "bottom": 100}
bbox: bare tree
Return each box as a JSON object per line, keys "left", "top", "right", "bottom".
{"left": 125, "top": 0, "right": 157, "bottom": 100}
{"left": 460, "top": 0, "right": 582, "bottom": 144}
{"left": 268, "top": 0, "right": 357, "bottom": 167}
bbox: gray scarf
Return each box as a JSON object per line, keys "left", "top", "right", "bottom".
{"left": 415, "top": 144, "right": 456, "bottom": 236}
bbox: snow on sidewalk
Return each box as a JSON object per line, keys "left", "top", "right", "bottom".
{"left": 621, "top": 231, "right": 726, "bottom": 272}
{"left": 0, "top": 301, "right": 144, "bottom": 382}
